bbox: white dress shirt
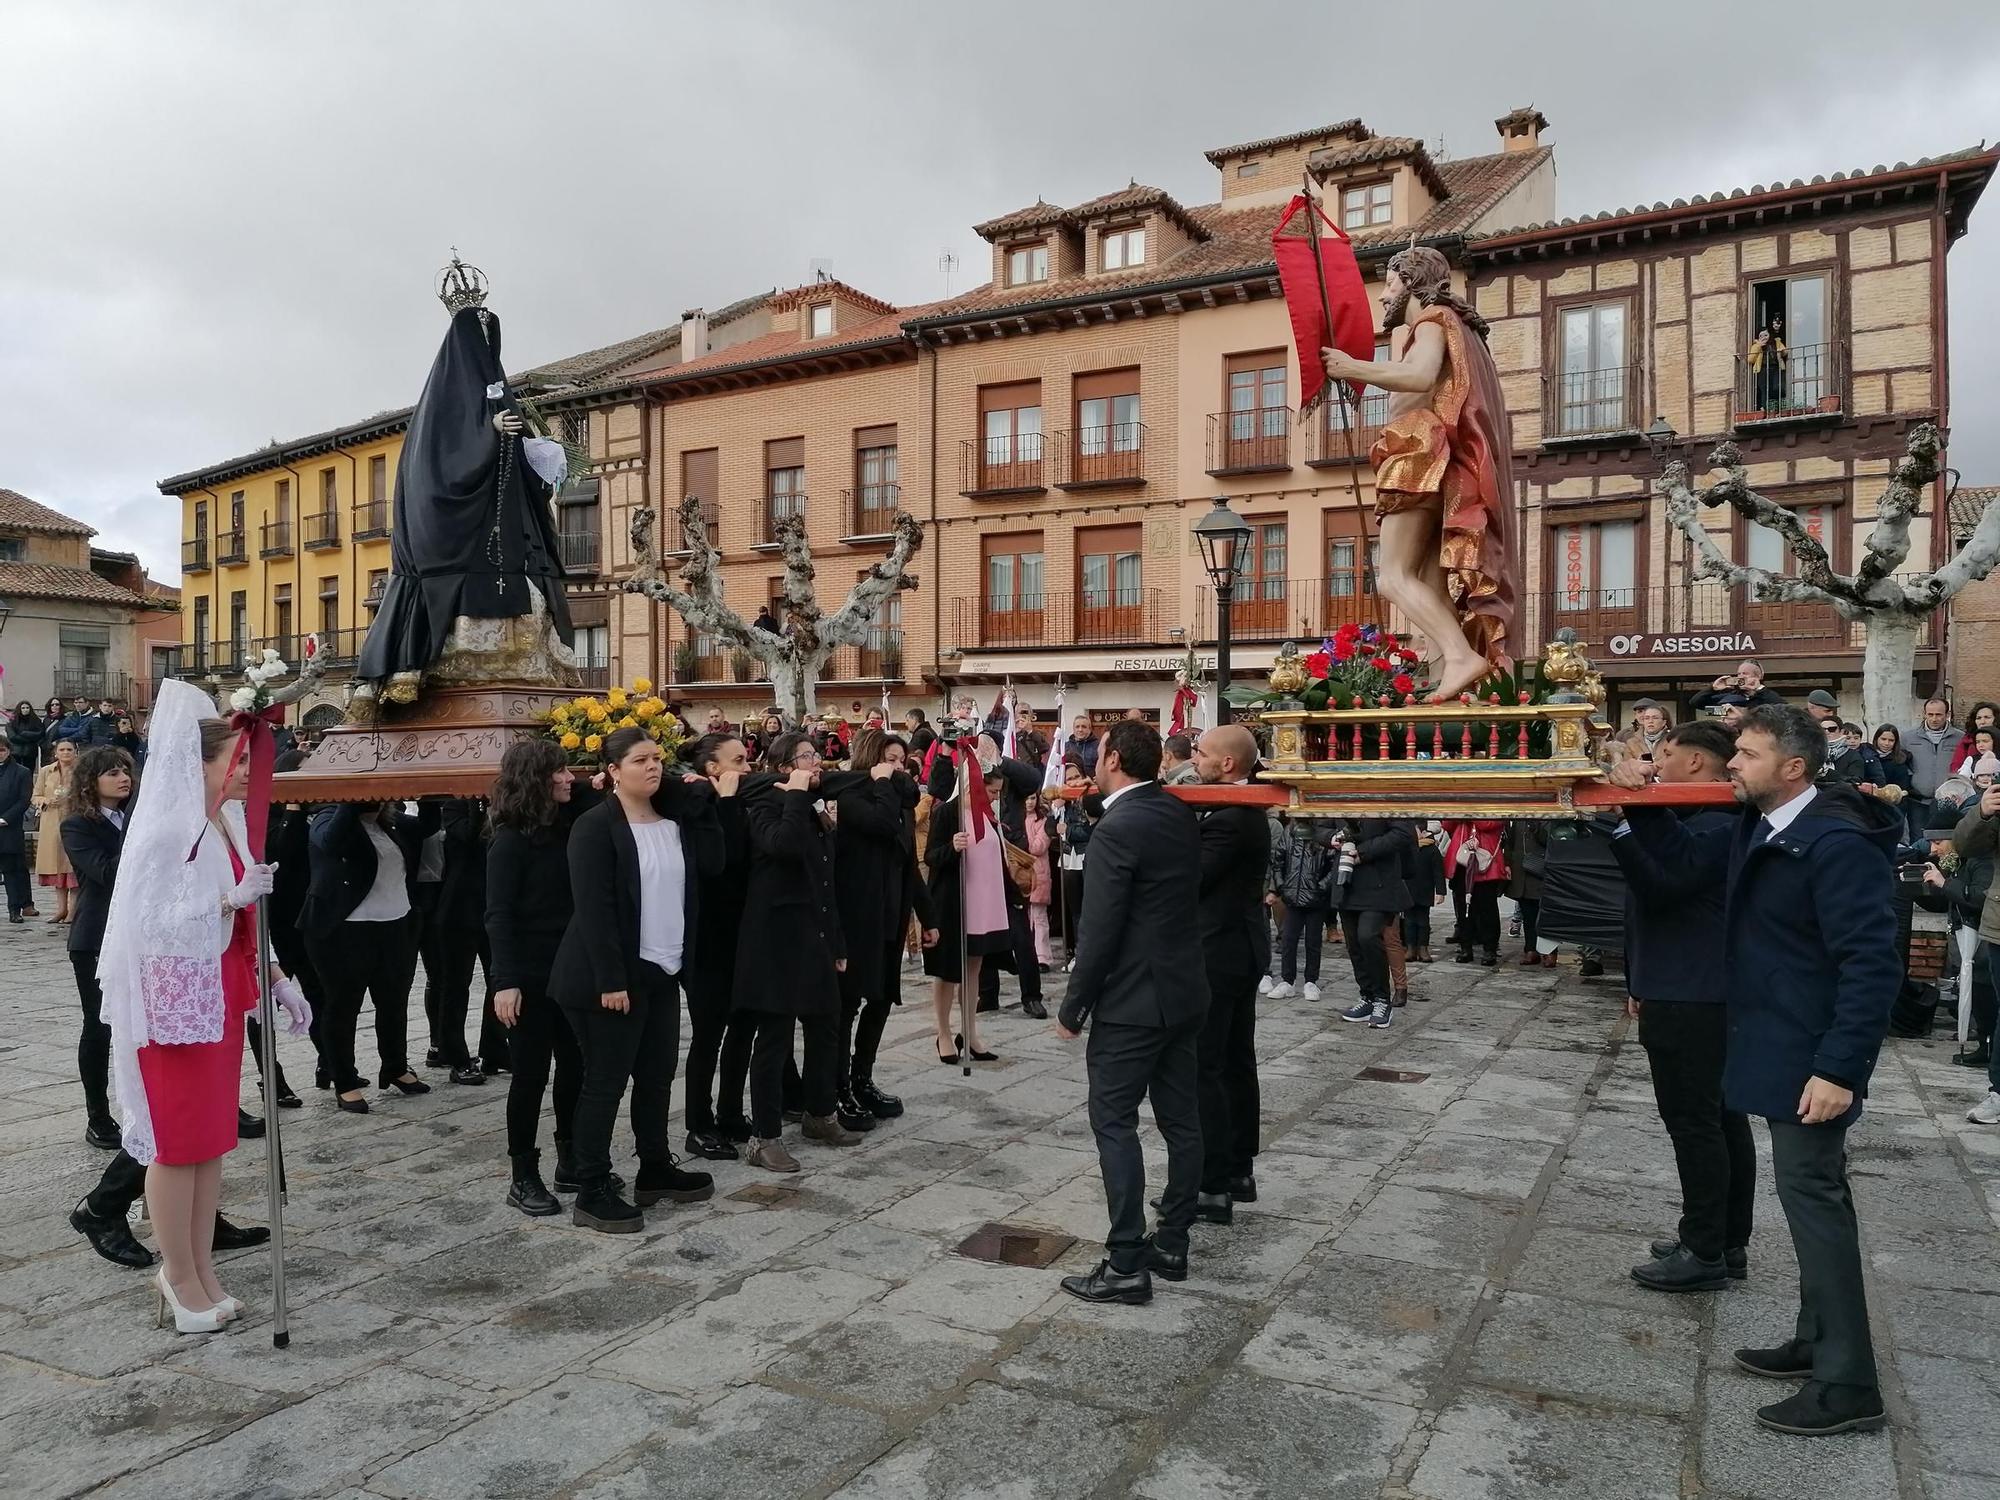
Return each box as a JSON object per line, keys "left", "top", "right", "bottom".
{"left": 1760, "top": 784, "right": 1819, "bottom": 840}
{"left": 348, "top": 822, "right": 412, "bottom": 923}
{"left": 630, "top": 817, "right": 686, "bottom": 975}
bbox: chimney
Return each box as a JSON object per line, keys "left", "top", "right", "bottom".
{"left": 1495, "top": 107, "right": 1549, "bottom": 154}
{"left": 679, "top": 307, "right": 709, "bottom": 363}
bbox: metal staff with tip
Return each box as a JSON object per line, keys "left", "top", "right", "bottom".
{"left": 957, "top": 747, "right": 972, "bottom": 1077}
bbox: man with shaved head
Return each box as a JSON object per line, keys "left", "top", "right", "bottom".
{"left": 1188, "top": 724, "right": 1271, "bottom": 1218}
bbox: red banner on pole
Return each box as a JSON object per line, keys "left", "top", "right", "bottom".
{"left": 1273, "top": 194, "right": 1375, "bottom": 414}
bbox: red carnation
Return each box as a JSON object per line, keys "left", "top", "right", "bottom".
{"left": 1396, "top": 647, "right": 1420, "bottom": 663}
{"left": 1335, "top": 621, "right": 1363, "bottom": 642}
{"left": 1304, "top": 651, "right": 1331, "bottom": 680}
{"left": 1392, "top": 672, "right": 1415, "bottom": 695}
{"left": 1332, "top": 637, "right": 1356, "bottom": 662}
{"left": 1370, "top": 656, "right": 1393, "bottom": 671}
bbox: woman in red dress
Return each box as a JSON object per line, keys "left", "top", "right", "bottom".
{"left": 100, "top": 681, "right": 306, "bottom": 1334}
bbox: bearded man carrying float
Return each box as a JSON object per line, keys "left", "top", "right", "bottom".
{"left": 1319, "top": 245, "right": 1518, "bottom": 705}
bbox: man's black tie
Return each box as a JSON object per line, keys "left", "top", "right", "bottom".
{"left": 1753, "top": 815, "right": 1775, "bottom": 846}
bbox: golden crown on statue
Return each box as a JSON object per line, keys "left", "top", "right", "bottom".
{"left": 436, "top": 251, "right": 488, "bottom": 314}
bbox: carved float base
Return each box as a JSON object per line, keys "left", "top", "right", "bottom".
{"left": 276, "top": 683, "right": 567, "bottom": 804}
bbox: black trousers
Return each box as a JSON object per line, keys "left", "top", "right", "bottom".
{"left": 504, "top": 979, "right": 581, "bottom": 1159}
{"left": 307, "top": 913, "right": 421, "bottom": 1091}
{"left": 682, "top": 967, "right": 741, "bottom": 1134}
{"left": 558, "top": 960, "right": 680, "bottom": 1187}
{"left": 0, "top": 852, "right": 28, "bottom": 916}
{"left": 1405, "top": 902, "right": 1432, "bottom": 950}
{"left": 977, "top": 900, "right": 1043, "bottom": 1007}
{"left": 1768, "top": 1118, "right": 1878, "bottom": 1389}
{"left": 1341, "top": 909, "right": 1393, "bottom": 1001}
{"left": 85, "top": 1149, "right": 147, "bottom": 1219}
{"left": 748, "top": 1011, "right": 837, "bottom": 1138}
{"left": 1197, "top": 968, "right": 1259, "bottom": 1193}
{"left": 1087, "top": 1017, "right": 1203, "bottom": 1270}
{"left": 73, "top": 949, "right": 111, "bottom": 1122}
{"left": 1278, "top": 905, "right": 1326, "bottom": 983}
{"left": 1636, "top": 1000, "right": 1755, "bottom": 1261}
{"left": 1061, "top": 867, "right": 1085, "bottom": 956}
{"left": 839, "top": 937, "right": 903, "bottom": 1093}
{"left": 1519, "top": 896, "right": 1542, "bottom": 952}
{"left": 423, "top": 922, "right": 492, "bottom": 1067}
{"left": 1459, "top": 883, "right": 1500, "bottom": 956}
{"left": 273, "top": 927, "right": 329, "bottom": 1083}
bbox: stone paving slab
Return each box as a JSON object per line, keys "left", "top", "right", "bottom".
{"left": 2, "top": 913, "right": 1995, "bottom": 1497}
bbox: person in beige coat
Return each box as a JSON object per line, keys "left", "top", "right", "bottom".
{"left": 32, "top": 737, "right": 78, "bottom": 921}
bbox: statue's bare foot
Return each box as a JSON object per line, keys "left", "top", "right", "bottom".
{"left": 1425, "top": 651, "right": 1492, "bottom": 704}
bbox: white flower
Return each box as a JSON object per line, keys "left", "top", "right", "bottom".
{"left": 229, "top": 686, "right": 258, "bottom": 711}
{"left": 260, "top": 647, "right": 281, "bottom": 665}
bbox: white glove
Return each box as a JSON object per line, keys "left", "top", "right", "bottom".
{"left": 227, "top": 862, "right": 278, "bottom": 909}
{"left": 272, "top": 976, "right": 312, "bottom": 1037}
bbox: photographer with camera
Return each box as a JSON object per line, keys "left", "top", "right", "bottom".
{"left": 1952, "top": 760, "right": 2000, "bottom": 1125}
{"left": 1690, "top": 660, "right": 1785, "bottom": 714}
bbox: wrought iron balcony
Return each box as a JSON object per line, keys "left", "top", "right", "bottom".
{"left": 352, "top": 502, "right": 390, "bottom": 541}
{"left": 668, "top": 634, "right": 728, "bottom": 685}
{"left": 1196, "top": 579, "right": 1389, "bottom": 645}
{"left": 301, "top": 510, "right": 340, "bottom": 550}
{"left": 52, "top": 668, "right": 130, "bottom": 703}
{"left": 260, "top": 519, "right": 293, "bottom": 558}
{"left": 1305, "top": 391, "right": 1391, "bottom": 465}
{"left": 756, "top": 492, "right": 808, "bottom": 548}
{"left": 953, "top": 588, "right": 1166, "bottom": 650}
{"left": 960, "top": 434, "right": 1046, "bottom": 497}
{"left": 1053, "top": 424, "right": 1146, "bottom": 488}
{"left": 1516, "top": 579, "right": 1932, "bottom": 659}
{"left": 182, "top": 538, "right": 211, "bottom": 572}
{"left": 1206, "top": 409, "right": 1293, "bottom": 475}
{"left": 1735, "top": 341, "right": 1846, "bottom": 427}
{"left": 828, "top": 626, "right": 906, "bottom": 682}
{"left": 841, "top": 483, "right": 900, "bottom": 540}
{"left": 557, "top": 530, "right": 601, "bottom": 573}
{"left": 1544, "top": 364, "right": 1643, "bottom": 441}
{"left": 663, "top": 500, "right": 721, "bottom": 555}
{"left": 215, "top": 530, "right": 248, "bottom": 566}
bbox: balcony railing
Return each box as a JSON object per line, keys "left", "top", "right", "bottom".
{"left": 182, "top": 538, "right": 210, "bottom": 572}
{"left": 960, "top": 434, "right": 1046, "bottom": 497}
{"left": 1516, "top": 580, "right": 1933, "bottom": 660}
{"left": 557, "top": 530, "right": 601, "bottom": 573}
{"left": 1735, "top": 341, "right": 1845, "bottom": 427}
{"left": 668, "top": 635, "right": 729, "bottom": 685}
{"left": 954, "top": 588, "right": 1166, "bottom": 650}
{"left": 1306, "top": 391, "right": 1391, "bottom": 465}
{"left": 664, "top": 500, "right": 721, "bottom": 555}
{"left": 352, "top": 501, "right": 390, "bottom": 540}
{"left": 1545, "top": 364, "right": 1642, "bottom": 440}
{"left": 573, "top": 665, "right": 611, "bottom": 691}
{"left": 302, "top": 510, "right": 339, "bottom": 549}
{"left": 1206, "top": 408, "right": 1293, "bottom": 475}
{"left": 52, "top": 669, "right": 130, "bottom": 703}
{"left": 364, "top": 584, "right": 387, "bottom": 614}
{"left": 827, "top": 626, "right": 906, "bottom": 682}
{"left": 1053, "top": 424, "right": 1146, "bottom": 488}
{"left": 215, "top": 530, "right": 247, "bottom": 566}
{"left": 757, "top": 492, "right": 807, "bottom": 547}
{"left": 260, "top": 519, "right": 293, "bottom": 558}
{"left": 1196, "top": 579, "right": 1389, "bottom": 645}
{"left": 842, "top": 483, "right": 900, "bottom": 539}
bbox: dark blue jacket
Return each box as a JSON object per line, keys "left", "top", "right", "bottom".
{"left": 1607, "top": 806, "right": 1734, "bottom": 1005}
{"left": 1624, "top": 786, "right": 1902, "bottom": 1125}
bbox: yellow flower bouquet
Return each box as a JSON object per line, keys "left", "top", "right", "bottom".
{"left": 540, "top": 680, "right": 684, "bottom": 767}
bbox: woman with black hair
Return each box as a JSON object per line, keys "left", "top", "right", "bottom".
{"left": 923, "top": 748, "right": 1007, "bottom": 1064}
{"left": 300, "top": 798, "right": 440, "bottom": 1113}
{"left": 836, "top": 728, "right": 935, "bottom": 1122}
{"left": 62, "top": 745, "right": 135, "bottom": 1148}
{"left": 681, "top": 730, "right": 757, "bottom": 1160}
{"left": 735, "top": 732, "right": 863, "bottom": 1172}
{"left": 548, "top": 727, "right": 723, "bottom": 1231}
{"left": 5, "top": 700, "right": 46, "bottom": 766}
{"left": 1951, "top": 703, "right": 2000, "bottom": 773}
{"left": 486, "top": 738, "right": 595, "bottom": 1214}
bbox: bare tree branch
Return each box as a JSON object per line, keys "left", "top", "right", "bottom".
{"left": 1854, "top": 424, "right": 1940, "bottom": 587}
{"left": 823, "top": 511, "right": 924, "bottom": 644}
{"left": 1929, "top": 490, "right": 2000, "bottom": 599}
{"left": 1660, "top": 458, "right": 1801, "bottom": 601}
{"left": 269, "top": 634, "right": 331, "bottom": 707}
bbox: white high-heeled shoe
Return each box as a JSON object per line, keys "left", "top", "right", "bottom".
{"left": 216, "top": 1294, "right": 246, "bottom": 1320}
{"left": 154, "top": 1271, "right": 225, "bottom": 1334}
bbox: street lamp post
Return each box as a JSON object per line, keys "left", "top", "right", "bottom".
{"left": 1192, "top": 496, "right": 1253, "bottom": 726}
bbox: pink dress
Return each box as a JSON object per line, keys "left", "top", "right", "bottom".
{"left": 137, "top": 843, "right": 259, "bottom": 1164}
{"left": 961, "top": 823, "right": 1011, "bottom": 953}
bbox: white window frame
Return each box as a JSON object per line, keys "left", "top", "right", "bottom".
{"left": 1101, "top": 227, "right": 1145, "bottom": 271}
{"left": 1342, "top": 181, "right": 1393, "bottom": 230}
{"left": 809, "top": 303, "right": 834, "bottom": 338}
{"left": 1007, "top": 244, "right": 1049, "bottom": 285}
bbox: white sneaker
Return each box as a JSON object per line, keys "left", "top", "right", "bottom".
{"left": 1969, "top": 1092, "right": 2000, "bottom": 1125}
{"left": 1267, "top": 981, "right": 1294, "bottom": 999}
{"left": 1257, "top": 975, "right": 1275, "bottom": 996}
{"left": 1301, "top": 982, "right": 1321, "bottom": 1003}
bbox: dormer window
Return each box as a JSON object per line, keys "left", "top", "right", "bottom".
{"left": 1100, "top": 227, "right": 1145, "bottom": 271}
{"left": 1007, "top": 243, "right": 1049, "bottom": 285}
{"left": 808, "top": 303, "right": 834, "bottom": 339}
{"left": 1236, "top": 161, "right": 1262, "bottom": 179}
{"left": 1342, "top": 180, "right": 1393, "bottom": 230}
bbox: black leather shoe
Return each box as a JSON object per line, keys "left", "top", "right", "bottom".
{"left": 1631, "top": 1247, "right": 1730, "bottom": 1293}
{"left": 506, "top": 1153, "right": 561, "bottom": 1217}
{"left": 551, "top": 1142, "right": 623, "bottom": 1195}
{"left": 424, "top": 1048, "right": 445, "bottom": 1070}
{"left": 212, "top": 1216, "right": 270, "bottom": 1252}
{"left": 573, "top": 1184, "right": 644, "bottom": 1233}
{"left": 1650, "top": 1239, "right": 1748, "bottom": 1279}
{"left": 481, "top": 1056, "right": 511, "bottom": 1077}
{"left": 1060, "top": 1259, "right": 1153, "bottom": 1305}
{"left": 633, "top": 1156, "right": 715, "bottom": 1205}
{"left": 1755, "top": 1381, "right": 1886, "bottom": 1436}
{"left": 85, "top": 1115, "right": 122, "bottom": 1151}
{"left": 1455, "top": 948, "right": 1474, "bottom": 964}
{"left": 1022, "top": 997, "right": 1049, "bottom": 1019}
{"left": 449, "top": 1064, "right": 486, "bottom": 1086}
{"left": 684, "top": 1128, "right": 740, "bottom": 1161}
{"left": 336, "top": 1093, "right": 370, "bottom": 1114}
{"left": 1952, "top": 1044, "right": 1990, "bottom": 1068}
{"left": 1143, "top": 1237, "right": 1188, "bottom": 1282}
{"left": 1148, "top": 1191, "right": 1233, "bottom": 1225}
{"left": 1228, "top": 1175, "right": 1257, "bottom": 1203}
{"left": 237, "top": 1108, "right": 265, "bottom": 1139}
{"left": 381, "top": 1072, "right": 431, "bottom": 1096}
{"left": 835, "top": 1092, "right": 878, "bottom": 1133}
{"left": 1578, "top": 957, "right": 1606, "bottom": 978}
{"left": 1734, "top": 1340, "right": 1814, "bottom": 1380}
{"left": 855, "top": 1083, "right": 904, "bottom": 1119}
{"left": 71, "top": 1199, "right": 154, "bottom": 1268}
{"left": 274, "top": 1087, "right": 302, "bottom": 1109}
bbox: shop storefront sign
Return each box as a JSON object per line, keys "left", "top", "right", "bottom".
{"left": 1605, "top": 630, "right": 1762, "bottom": 659}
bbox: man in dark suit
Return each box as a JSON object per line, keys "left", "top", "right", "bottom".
{"left": 1604, "top": 719, "right": 1754, "bottom": 1293}
{"left": 1189, "top": 724, "right": 1269, "bottom": 1222}
{"left": 1613, "top": 704, "right": 1901, "bottom": 1437}
{"left": 0, "top": 736, "right": 31, "bottom": 920}
{"left": 1055, "top": 720, "right": 1209, "bottom": 1304}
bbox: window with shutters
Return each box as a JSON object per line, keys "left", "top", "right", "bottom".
{"left": 763, "top": 437, "right": 805, "bottom": 545}
{"left": 317, "top": 576, "right": 339, "bottom": 637}
{"left": 1229, "top": 518, "right": 1289, "bottom": 636}
{"left": 679, "top": 448, "right": 720, "bottom": 549}
{"left": 1076, "top": 524, "right": 1144, "bottom": 643}
{"left": 192, "top": 597, "right": 211, "bottom": 669}
{"left": 851, "top": 425, "right": 898, "bottom": 535}
{"left": 975, "top": 381, "right": 1043, "bottom": 492}
{"left": 1547, "top": 512, "right": 1645, "bottom": 645}
{"left": 1068, "top": 369, "right": 1142, "bottom": 485}
{"left": 981, "top": 532, "right": 1044, "bottom": 647}
{"left": 272, "top": 584, "right": 293, "bottom": 659}
{"left": 1215, "top": 351, "right": 1289, "bottom": 470}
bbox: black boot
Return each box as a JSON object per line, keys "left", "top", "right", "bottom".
{"left": 71, "top": 1198, "right": 155, "bottom": 1268}
{"left": 506, "top": 1151, "right": 561, "bottom": 1217}
{"left": 1455, "top": 946, "right": 1474, "bottom": 964}
{"left": 572, "top": 1180, "right": 643, "bottom": 1234}
{"left": 552, "top": 1139, "right": 623, "bottom": 1195}
{"left": 85, "top": 1114, "right": 121, "bottom": 1151}
{"left": 855, "top": 1082, "right": 904, "bottom": 1119}
{"left": 835, "top": 1091, "right": 878, "bottom": 1133}
{"left": 633, "top": 1155, "right": 716, "bottom": 1205}
{"left": 683, "top": 1127, "right": 739, "bottom": 1161}
{"left": 1022, "top": 996, "right": 1048, "bottom": 1020}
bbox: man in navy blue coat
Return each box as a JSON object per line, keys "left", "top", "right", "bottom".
{"left": 1612, "top": 704, "right": 1900, "bottom": 1438}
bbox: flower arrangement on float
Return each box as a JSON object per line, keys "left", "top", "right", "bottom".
{"left": 1295, "top": 622, "right": 1422, "bottom": 710}
{"left": 228, "top": 647, "right": 291, "bottom": 712}
{"left": 537, "top": 676, "right": 684, "bottom": 767}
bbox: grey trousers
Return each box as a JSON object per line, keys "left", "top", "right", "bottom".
{"left": 1768, "top": 1118, "right": 1878, "bottom": 1389}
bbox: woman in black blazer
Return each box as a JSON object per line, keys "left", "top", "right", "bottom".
{"left": 548, "top": 727, "right": 723, "bottom": 1233}
{"left": 300, "top": 799, "right": 439, "bottom": 1113}
{"left": 680, "top": 730, "right": 756, "bottom": 1161}
{"left": 834, "top": 728, "right": 934, "bottom": 1124}
{"left": 734, "top": 732, "right": 863, "bottom": 1174}
{"left": 61, "top": 746, "right": 135, "bottom": 1149}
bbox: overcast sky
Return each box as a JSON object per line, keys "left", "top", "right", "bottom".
{"left": 5, "top": 0, "right": 1997, "bottom": 579}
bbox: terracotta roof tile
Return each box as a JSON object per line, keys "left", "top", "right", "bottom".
{"left": 973, "top": 200, "right": 1076, "bottom": 239}
{"left": 1204, "top": 119, "right": 1369, "bottom": 166}
{"left": 1309, "top": 137, "right": 1450, "bottom": 199}
{"left": 518, "top": 289, "right": 775, "bottom": 388}
{"left": 1949, "top": 486, "right": 2000, "bottom": 531}
{"left": 635, "top": 302, "right": 949, "bottom": 386}
{"left": 769, "top": 279, "right": 899, "bottom": 318}
{"left": 0, "top": 488, "right": 95, "bottom": 537}
{"left": 0, "top": 561, "right": 148, "bottom": 607}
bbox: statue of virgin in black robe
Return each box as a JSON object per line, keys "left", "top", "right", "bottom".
{"left": 353, "top": 304, "right": 574, "bottom": 704}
